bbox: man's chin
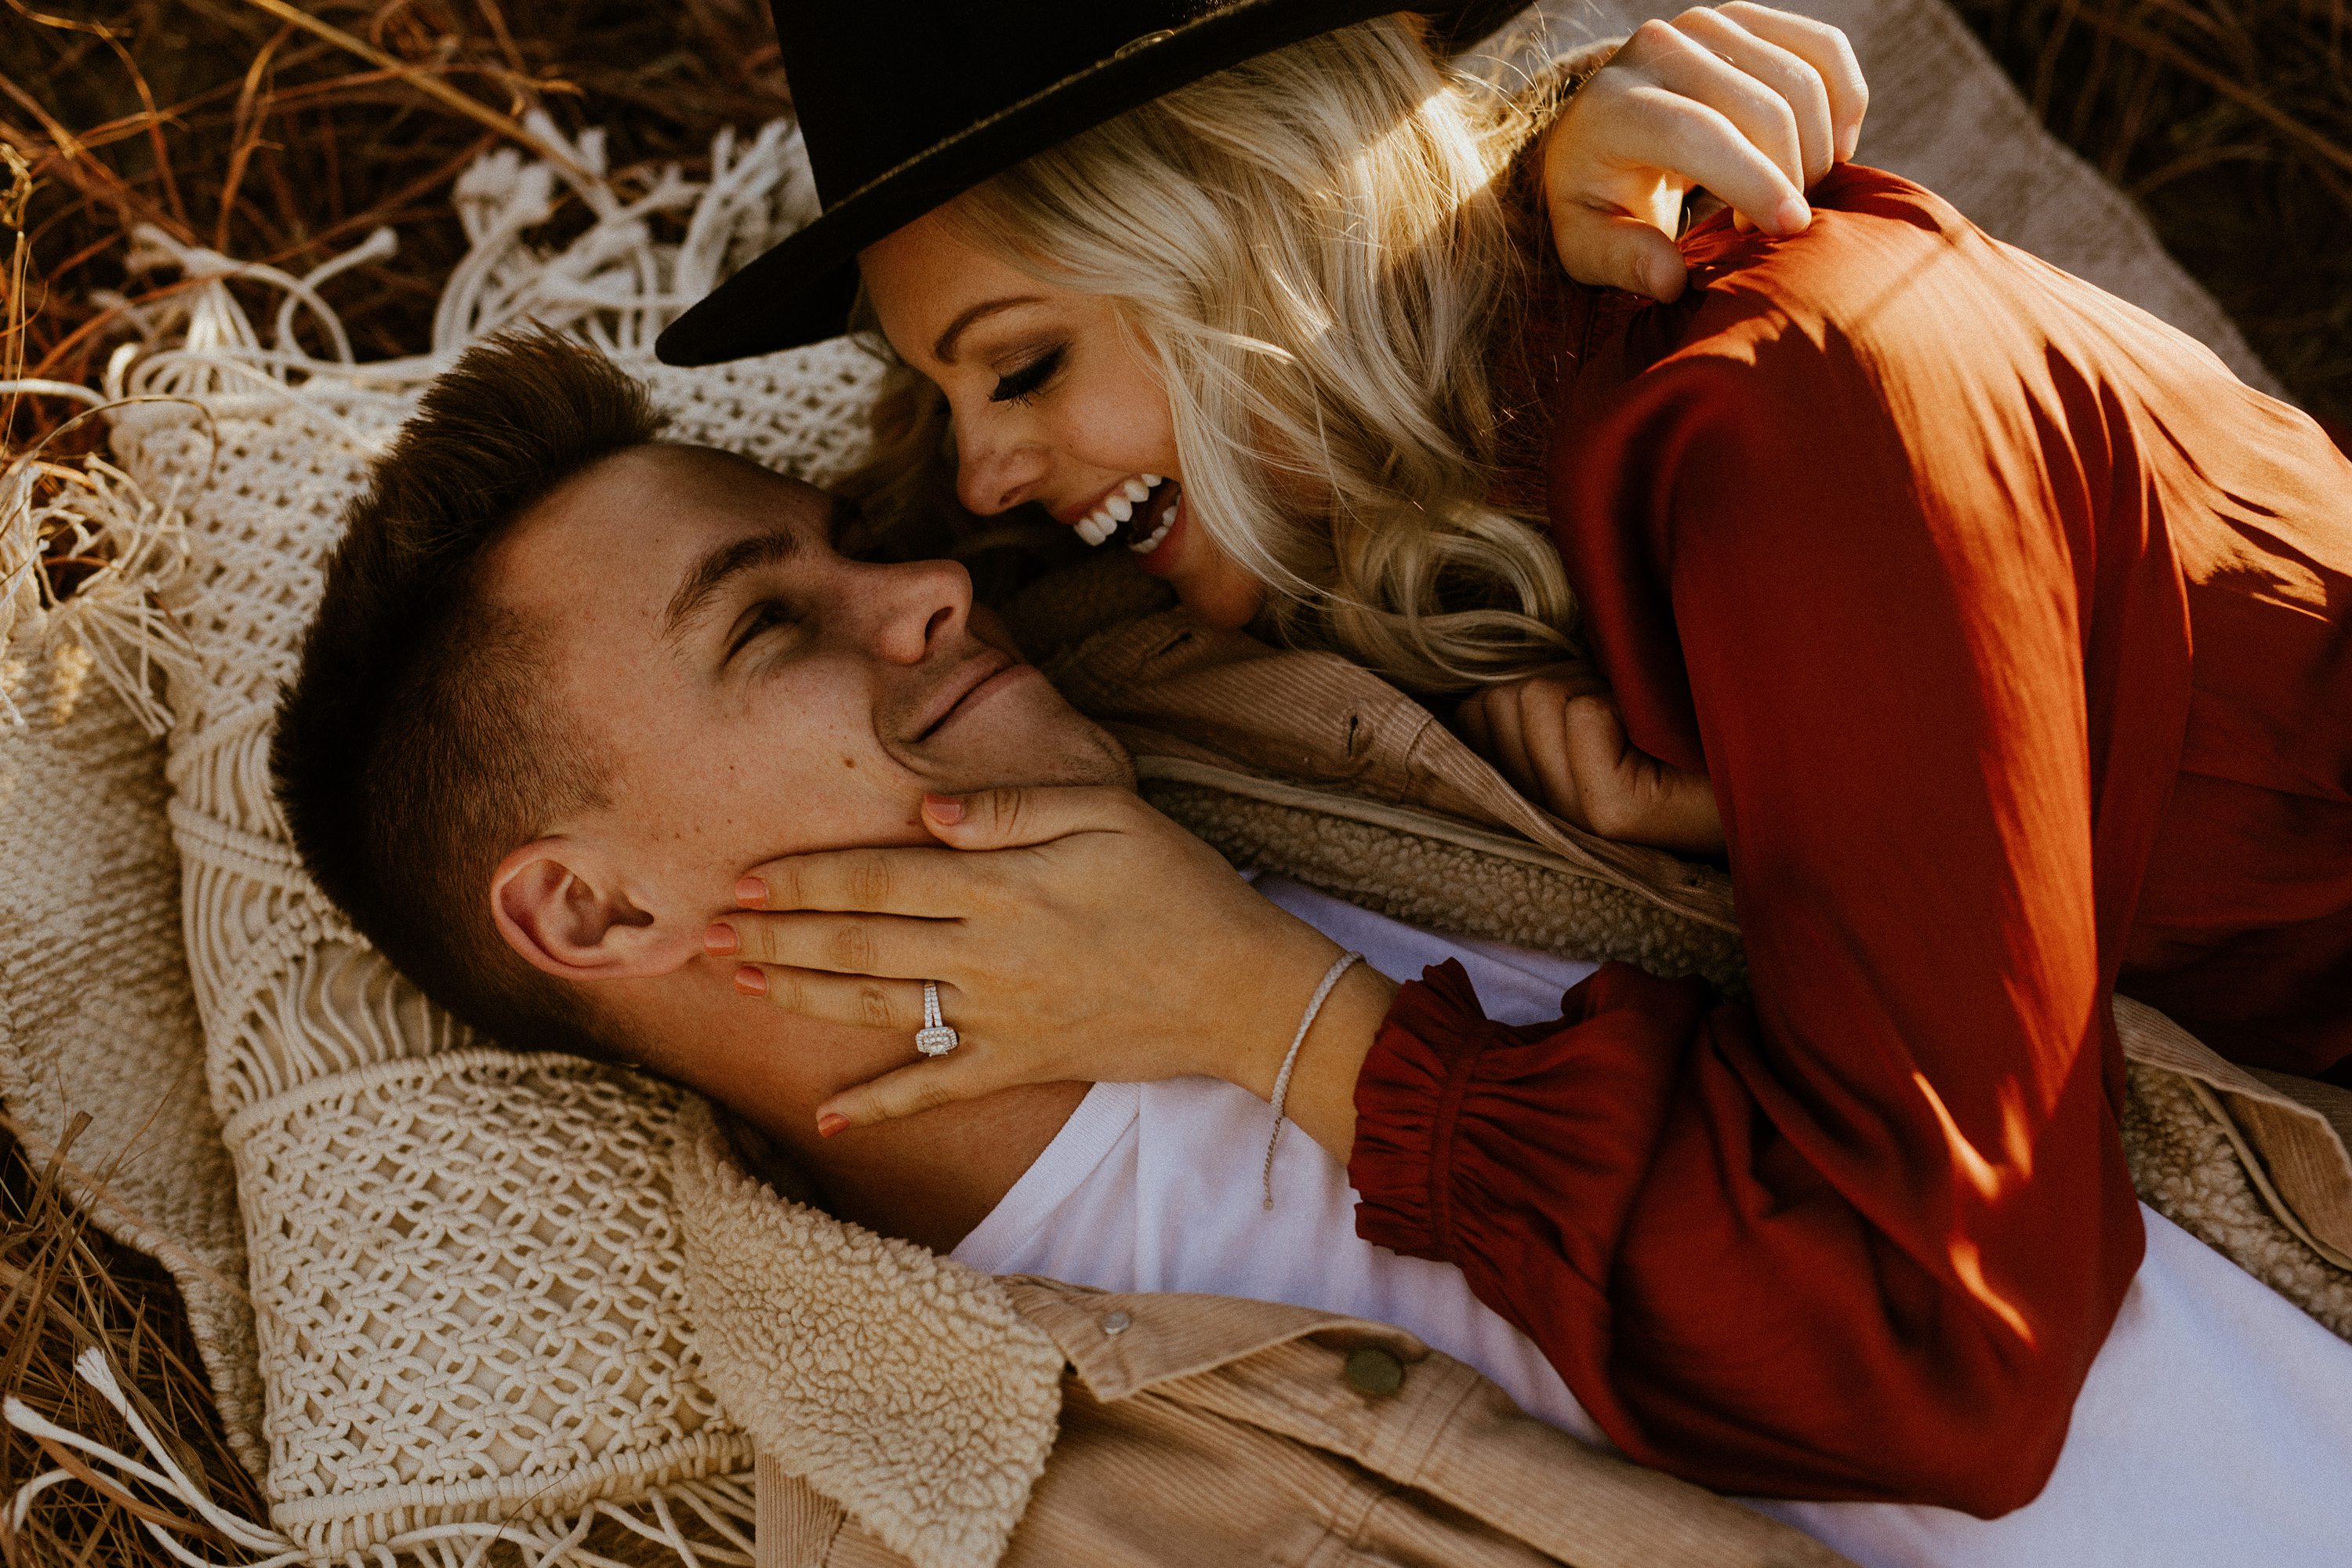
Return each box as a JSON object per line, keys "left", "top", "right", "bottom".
{"left": 933, "top": 725, "right": 1135, "bottom": 796}
{"left": 922, "top": 676, "right": 1134, "bottom": 794}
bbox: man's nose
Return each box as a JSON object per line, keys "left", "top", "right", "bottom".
{"left": 866, "top": 557, "right": 975, "bottom": 665}
{"left": 953, "top": 416, "right": 1049, "bottom": 516}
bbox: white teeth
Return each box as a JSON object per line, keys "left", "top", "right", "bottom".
{"left": 1069, "top": 475, "right": 1171, "bottom": 549}
{"left": 1128, "top": 491, "right": 1178, "bottom": 554}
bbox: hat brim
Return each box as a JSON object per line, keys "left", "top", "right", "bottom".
{"left": 655, "top": 0, "right": 1533, "bottom": 366}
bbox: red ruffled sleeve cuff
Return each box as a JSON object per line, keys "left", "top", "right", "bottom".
{"left": 1348, "top": 959, "right": 1505, "bottom": 1262}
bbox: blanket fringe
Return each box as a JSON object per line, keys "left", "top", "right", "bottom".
{"left": 5, "top": 1350, "right": 757, "bottom": 1568}
{"left": 0, "top": 416, "right": 194, "bottom": 733}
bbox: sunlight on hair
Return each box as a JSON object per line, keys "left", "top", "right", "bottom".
{"left": 869, "top": 15, "right": 1581, "bottom": 691}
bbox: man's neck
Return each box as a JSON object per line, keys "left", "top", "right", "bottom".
{"left": 630, "top": 974, "right": 1087, "bottom": 1254}
{"left": 804, "top": 1080, "right": 1088, "bottom": 1254}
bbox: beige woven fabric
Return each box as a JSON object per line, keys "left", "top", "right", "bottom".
{"left": 70, "top": 115, "right": 884, "bottom": 1560}
{"left": 0, "top": 478, "right": 263, "bottom": 1475}
{"left": 225, "top": 1049, "right": 749, "bottom": 1555}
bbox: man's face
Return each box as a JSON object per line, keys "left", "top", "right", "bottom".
{"left": 488, "top": 443, "right": 1131, "bottom": 969}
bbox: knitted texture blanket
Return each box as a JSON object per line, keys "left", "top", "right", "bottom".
{"left": 0, "top": 3, "right": 2340, "bottom": 1566}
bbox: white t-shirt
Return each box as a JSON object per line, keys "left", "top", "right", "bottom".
{"left": 953, "top": 876, "right": 2352, "bottom": 1568}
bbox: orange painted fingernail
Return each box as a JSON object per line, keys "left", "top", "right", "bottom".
{"left": 735, "top": 876, "right": 768, "bottom": 906}
{"left": 705, "top": 923, "right": 739, "bottom": 956}
{"left": 734, "top": 964, "right": 766, "bottom": 996}
{"left": 816, "top": 1112, "right": 849, "bottom": 1138}
{"left": 923, "top": 793, "right": 964, "bottom": 824}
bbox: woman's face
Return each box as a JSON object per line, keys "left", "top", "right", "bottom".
{"left": 859, "top": 209, "right": 1267, "bottom": 629}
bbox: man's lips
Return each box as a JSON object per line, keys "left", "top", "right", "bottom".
{"left": 909, "top": 650, "right": 1019, "bottom": 743}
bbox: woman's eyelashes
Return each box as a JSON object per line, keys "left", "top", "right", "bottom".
{"left": 988, "top": 345, "right": 1065, "bottom": 405}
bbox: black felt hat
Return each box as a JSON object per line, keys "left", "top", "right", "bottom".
{"left": 655, "top": 0, "right": 1531, "bottom": 365}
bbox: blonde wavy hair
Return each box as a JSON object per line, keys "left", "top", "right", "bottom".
{"left": 849, "top": 13, "right": 1577, "bottom": 691}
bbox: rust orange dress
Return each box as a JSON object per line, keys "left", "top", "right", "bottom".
{"left": 1348, "top": 165, "right": 2352, "bottom": 1515}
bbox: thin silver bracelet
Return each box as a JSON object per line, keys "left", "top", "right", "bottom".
{"left": 1263, "top": 950, "right": 1366, "bottom": 1210}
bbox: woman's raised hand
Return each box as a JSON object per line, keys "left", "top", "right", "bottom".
{"left": 1541, "top": 3, "right": 1869, "bottom": 299}
{"left": 707, "top": 787, "right": 1394, "bottom": 1138}
{"left": 1458, "top": 677, "right": 1726, "bottom": 856}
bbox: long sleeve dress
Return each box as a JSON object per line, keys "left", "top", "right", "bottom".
{"left": 1346, "top": 164, "right": 2352, "bottom": 1517}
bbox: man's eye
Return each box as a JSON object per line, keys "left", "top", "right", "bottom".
{"left": 989, "top": 347, "right": 1065, "bottom": 405}
{"left": 729, "top": 601, "right": 796, "bottom": 658}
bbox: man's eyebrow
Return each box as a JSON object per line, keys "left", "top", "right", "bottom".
{"left": 662, "top": 528, "right": 800, "bottom": 645}
{"left": 934, "top": 295, "right": 1042, "bottom": 365}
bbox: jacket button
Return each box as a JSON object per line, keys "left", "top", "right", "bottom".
{"left": 1343, "top": 1345, "right": 1406, "bottom": 1398}
{"left": 1100, "top": 1310, "right": 1131, "bottom": 1337}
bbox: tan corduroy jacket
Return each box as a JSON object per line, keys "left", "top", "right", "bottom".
{"left": 680, "top": 573, "right": 2352, "bottom": 1568}
{"left": 753, "top": 1283, "right": 1849, "bottom": 1568}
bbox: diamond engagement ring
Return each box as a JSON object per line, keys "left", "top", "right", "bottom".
{"left": 915, "top": 981, "right": 960, "bottom": 1057}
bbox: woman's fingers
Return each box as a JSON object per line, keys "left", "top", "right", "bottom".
{"left": 1562, "top": 695, "right": 1726, "bottom": 855}
{"left": 1457, "top": 689, "right": 1495, "bottom": 753}
{"left": 1546, "top": 204, "right": 1693, "bottom": 303}
{"left": 920, "top": 782, "right": 1145, "bottom": 850}
{"left": 1671, "top": 6, "right": 1833, "bottom": 185}
{"left": 733, "top": 962, "right": 930, "bottom": 1033}
{"left": 733, "top": 786, "right": 1150, "bottom": 919}
{"left": 710, "top": 909, "right": 951, "bottom": 981}
{"left": 1514, "top": 681, "right": 1582, "bottom": 823}
{"left": 737, "top": 844, "right": 974, "bottom": 916}
{"left": 1544, "top": 8, "right": 1867, "bottom": 295}
{"left": 1719, "top": 2, "right": 1869, "bottom": 162}
{"left": 816, "top": 1050, "right": 1008, "bottom": 1134}
{"left": 1479, "top": 684, "right": 1540, "bottom": 798}
{"left": 1616, "top": 25, "right": 1806, "bottom": 227}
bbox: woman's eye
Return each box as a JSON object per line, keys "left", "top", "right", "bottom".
{"left": 989, "top": 347, "right": 1065, "bottom": 405}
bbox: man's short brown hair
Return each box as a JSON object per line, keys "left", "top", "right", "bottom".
{"left": 273, "top": 327, "right": 662, "bottom": 1057}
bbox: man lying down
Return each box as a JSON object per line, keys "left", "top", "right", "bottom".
{"left": 271, "top": 330, "right": 2352, "bottom": 1568}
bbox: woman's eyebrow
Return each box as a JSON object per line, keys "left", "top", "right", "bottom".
{"left": 662, "top": 528, "right": 800, "bottom": 645}
{"left": 935, "top": 295, "right": 1043, "bottom": 364}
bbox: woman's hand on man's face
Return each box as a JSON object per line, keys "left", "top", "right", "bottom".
{"left": 1542, "top": 2, "right": 1869, "bottom": 300}
{"left": 1457, "top": 676, "right": 1727, "bottom": 858}
{"left": 705, "top": 786, "right": 1370, "bottom": 1137}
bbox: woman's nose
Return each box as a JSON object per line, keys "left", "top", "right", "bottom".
{"left": 954, "top": 420, "right": 1050, "bottom": 516}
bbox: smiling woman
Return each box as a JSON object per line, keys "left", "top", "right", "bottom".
{"left": 661, "top": 0, "right": 2352, "bottom": 1534}
{"left": 855, "top": 16, "right": 1588, "bottom": 681}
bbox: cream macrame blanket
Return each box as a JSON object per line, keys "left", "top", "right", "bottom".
{"left": 4, "top": 111, "right": 898, "bottom": 1566}
{"left": 0, "top": 3, "right": 2332, "bottom": 1566}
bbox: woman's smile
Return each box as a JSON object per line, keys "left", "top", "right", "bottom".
{"left": 1056, "top": 471, "right": 1174, "bottom": 549}
{"left": 860, "top": 210, "right": 1268, "bottom": 628}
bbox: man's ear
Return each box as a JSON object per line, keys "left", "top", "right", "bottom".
{"left": 491, "top": 837, "right": 686, "bottom": 982}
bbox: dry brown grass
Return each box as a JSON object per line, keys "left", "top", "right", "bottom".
{"left": 0, "top": 2, "right": 2346, "bottom": 1562}
{"left": 2, "top": 0, "right": 791, "bottom": 456}
{"left": 1948, "top": 0, "right": 2352, "bottom": 425}
{"left": 0, "top": 1115, "right": 267, "bottom": 1568}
